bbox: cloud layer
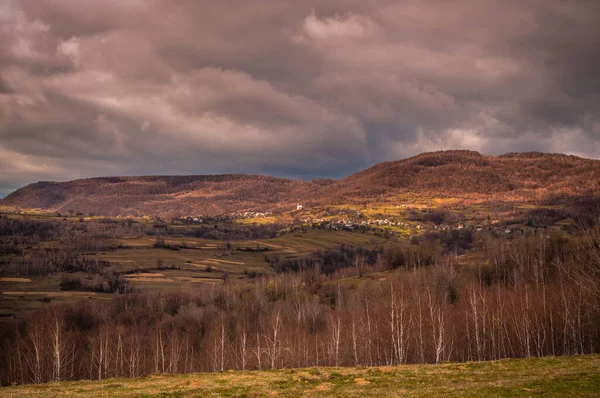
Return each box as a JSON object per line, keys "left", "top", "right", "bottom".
{"left": 1, "top": 0, "right": 599, "bottom": 196}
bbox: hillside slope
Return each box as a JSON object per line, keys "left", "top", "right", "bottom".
{"left": 326, "top": 150, "right": 600, "bottom": 204}
{"left": 0, "top": 175, "right": 333, "bottom": 218}
{"left": 2, "top": 150, "right": 600, "bottom": 217}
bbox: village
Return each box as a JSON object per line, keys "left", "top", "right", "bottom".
{"left": 170, "top": 202, "right": 564, "bottom": 238}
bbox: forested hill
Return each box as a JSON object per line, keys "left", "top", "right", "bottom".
{"left": 0, "top": 175, "right": 333, "bottom": 218}
{"left": 325, "top": 150, "right": 600, "bottom": 203}
{"left": 2, "top": 150, "right": 600, "bottom": 217}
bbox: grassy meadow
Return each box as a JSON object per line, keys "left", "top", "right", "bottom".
{"left": 1, "top": 355, "right": 598, "bottom": 397}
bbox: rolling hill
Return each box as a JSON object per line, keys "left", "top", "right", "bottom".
{"left": 2, "top": 150, "right": 600, "bottom": 217}
{"left": 0, "top": 175, "right": 333, "bottom": 218}
{"left": 327, "top": 150, "right": 600, "bottom": 204}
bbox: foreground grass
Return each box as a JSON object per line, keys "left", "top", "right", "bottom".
{"left": 2, "top": 355, "right": 599, "bottom": 397}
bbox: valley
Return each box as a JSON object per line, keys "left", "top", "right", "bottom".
{"left": 0, "top": 150, "right": 599, "bottom": 389}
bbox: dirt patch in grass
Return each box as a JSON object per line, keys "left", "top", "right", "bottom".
{"left": 314, "top": 383, "right": 333, "bottom": 391}
{"left": 354, "top": 377, "right": 370, "bottom": 385}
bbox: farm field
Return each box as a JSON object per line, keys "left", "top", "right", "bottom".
{"left": 0, "top": 272, "right": 114, "bottom": 317}
{"left": 0, "top": 224, "right": 389, "bottom": 318}
{"left": 0, "top": 198, "right": 581, "bottom": 319}
{"left": 1, "top": 355, "right": 598, "bottom": 397}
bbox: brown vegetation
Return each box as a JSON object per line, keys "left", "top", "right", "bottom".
{"left": 1, "top": 223, "right": 599, "bottom": 385}
{"left": 3, "top": 151, "right": 600, "bottom": 218}
{"left": 0, "top": 175, "right": 333, "bottom": 218}
{"left": 328, "top": 150, "right": 600, "bottom": 205}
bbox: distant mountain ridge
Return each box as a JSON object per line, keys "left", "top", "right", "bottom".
{"left": 0, "top": 174, "right": 332, "bottom": 218}
{"left": 2, "top": 150, "right": 600, "bottom": 217}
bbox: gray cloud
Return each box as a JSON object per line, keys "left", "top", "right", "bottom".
{"left": 1, "top": 0, "right": 599, "bottom": 196}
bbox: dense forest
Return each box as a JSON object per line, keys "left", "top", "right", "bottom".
{"left": 1, "top": 219, "right": 599, "bottom": 385}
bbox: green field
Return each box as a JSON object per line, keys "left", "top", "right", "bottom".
{"left": 1, "top": 355, "right": 598, "bottom": 397}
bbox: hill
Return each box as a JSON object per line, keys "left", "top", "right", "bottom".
{"left": 0, "top": 175, "right": 333, "bottom": 218}
{"left": 326, "top": 150, "right": 600, "bottom": 204}
{"left": 1, "top": 355, "right": 598, "bottom": 397}
{"left": 2, "top": 150, "right": 600, "bottom": 217}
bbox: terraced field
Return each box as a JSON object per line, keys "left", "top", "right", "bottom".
{"left": 0, "top": 228, "right": 389, "bottom": 317}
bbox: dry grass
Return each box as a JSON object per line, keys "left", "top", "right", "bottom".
{"left": 0, "top": 278, "right": 32, "bottom": 283}
{"left": 2, "top": 291, "right": 96, "bottom": 297}
{"left": 124, "top": 273, "right": 164, "bottom": 277}
{"left": 122, "top": 277, "right": 174, "bottom": 283}
{"left": 1, "top": 355, "right": 599, "bottom": 397}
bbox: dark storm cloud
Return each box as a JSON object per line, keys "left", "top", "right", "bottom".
{"left": 1, "top": 0, "right": 600, "bottom": 195}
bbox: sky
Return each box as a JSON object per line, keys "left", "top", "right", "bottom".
{"left": 1, "top": 0, "right": 599, "bottom": 196}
